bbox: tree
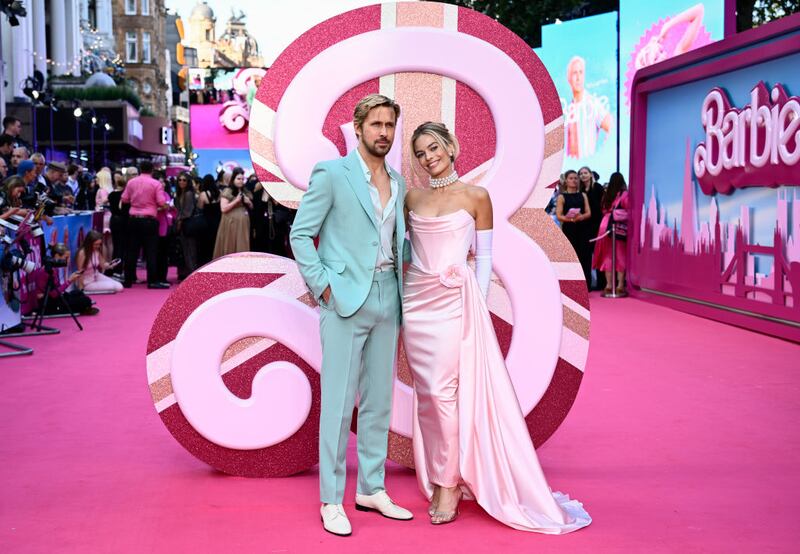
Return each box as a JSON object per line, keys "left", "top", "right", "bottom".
{"left": 751, "top": 0, "right": 800, "bottom": 27}
{"left": 447, "top": 0, "right": 619, "bottom": 48}
{"left": 738, "top": 0, "right": 800, "bottom": 30}
{"left": 448, "top": 0, "right": 800, "bottom": 46}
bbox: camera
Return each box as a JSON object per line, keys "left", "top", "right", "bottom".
{"left": 43, "top": 256, "right": 68, "bottom": 271}
{"left": 22, "top": 192, "right": 56, "bottom": 217}
{"left": 1, "top": 247, "right": 36, "bottom": 274}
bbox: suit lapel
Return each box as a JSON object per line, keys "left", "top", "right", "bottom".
{"left": 390, "top": 168, "right": 406, "bottom": 235}
{"left": 389, "top": 168, "right": 406, "bottom": 267}
{"left": 343, "top": 150, "right": 378, "bottom": 230}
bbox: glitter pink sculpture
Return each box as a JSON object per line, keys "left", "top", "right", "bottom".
{"left": 218, "top": 67, "right": 267, "bottom": 133}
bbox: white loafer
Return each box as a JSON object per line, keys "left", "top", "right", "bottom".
{"left": 320, "top": 503, "right": 352, "bottom": 536}
{"left": 355, "top": 490, "right": 413, "bottom": 520}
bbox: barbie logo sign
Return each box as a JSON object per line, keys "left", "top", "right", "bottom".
{"left": 693, "top": 82, "right": 800, "bottom": 195}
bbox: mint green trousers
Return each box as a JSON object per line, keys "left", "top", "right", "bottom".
{"left": 318, "top": 270, "right": 400, "bottom": 504}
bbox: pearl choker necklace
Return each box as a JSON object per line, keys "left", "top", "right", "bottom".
{"left": 429, "top": 172, "right": 459, "bottom": 188}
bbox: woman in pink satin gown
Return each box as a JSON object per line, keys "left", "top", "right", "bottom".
{"left": 402, "top": 122, "right": 591, "bottom": 532}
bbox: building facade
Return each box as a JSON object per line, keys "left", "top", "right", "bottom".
{"left": 1, "top": 1, "right": 120, "bottom": 121}
{"left": 112, "top": 0, "right": 170, "bottom": 118}
{"left": 1, "top": 0, "right": 84, "bottom": 115}
{"left": 184, "top": 1, "right": 264, "bottom": 68}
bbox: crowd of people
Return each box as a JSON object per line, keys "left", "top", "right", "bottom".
{"left": 0, "top": 115, "right": 294, "bottom": 319}
{"left": 547, "top": 165, "right": 629, "bottom": 294}
{"left": 2, "top": 108, "right": 625, "bottom": 319}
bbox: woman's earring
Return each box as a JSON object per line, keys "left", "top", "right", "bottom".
{"left": 449, "top": 153, "right": 455, "bottom": 162}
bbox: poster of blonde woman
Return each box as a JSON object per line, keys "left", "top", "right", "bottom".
{"left": 619, "top": 0, "right": 724, "bottom": 174}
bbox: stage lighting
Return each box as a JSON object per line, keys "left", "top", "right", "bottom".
{"left": 1, "top": 0, "right": 26, "bottom": 26}
{"left": 73, "top": 107, "right": 83, "bottom": 118}
{"left": 91, "top": 115, "right": 97, "bottom": 125}
{"left": 22, "top": 77, "right": 43, "bottom": 102}
{"left": 104, "top": 122, "right": 113, "bottom": 132}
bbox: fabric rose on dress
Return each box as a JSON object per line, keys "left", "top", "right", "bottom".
{"left": 439, "top": 264, "right": 466, "bottom": 288}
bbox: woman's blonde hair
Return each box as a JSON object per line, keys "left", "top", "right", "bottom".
{"left": 411, "top": 121, "right": 460, "bottom": 164}
{"left": 558, "top": 172, "right": 567, "bottom": 193}
{"left": 97, "top": 167, "right": 113, "bottom": 192}
{"left": 353, "top": 94, "right": 401, "bottom": 137}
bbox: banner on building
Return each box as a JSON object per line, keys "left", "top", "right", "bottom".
{"left": 535, "top": 12, "right": 618, "bottom": 181}
{"left": 620, "top": 0, "right": 725, "bottom": 175}
{"left": 629, "top": 15, "right": 800, "bottom": 341}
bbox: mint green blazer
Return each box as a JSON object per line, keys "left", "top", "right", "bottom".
{"left": 289, "top": 149, "right": 407, "bottom": 317}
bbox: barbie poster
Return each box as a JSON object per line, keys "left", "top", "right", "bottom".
{"left": 619, "top": 0, "right": 724, "bottom": 175}
{"left": 535, "top": 12, "right": 618, "bottom": 180}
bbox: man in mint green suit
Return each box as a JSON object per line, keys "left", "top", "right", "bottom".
{"left": 289, "top": 95, "right": 413, "bottom": 536}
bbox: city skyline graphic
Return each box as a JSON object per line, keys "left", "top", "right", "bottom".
{"left": 637, "top": 139, "right": 800, "bottom": 317}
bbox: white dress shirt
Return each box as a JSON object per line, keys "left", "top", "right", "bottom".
{"left": 356, "top": 150, "right": 398, "bottom": 272}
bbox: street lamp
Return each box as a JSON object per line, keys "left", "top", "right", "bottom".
{"left": 87, "top": 108, "right": 97, "bottom": 170}
{"left": 100, "top": 117, "right": 113, "bottom": 167}
{"left": 46, "top": 96, "right": 57, "bottom": 158}
{"left": 22, "top": 76, "right": 43, "bottom": 153}
{"left": 72, "top": 101, "right": 83, "bottom": 163}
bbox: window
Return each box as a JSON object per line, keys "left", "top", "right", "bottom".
{"left": 126, "top": 32, "right": 137, "bottom": 63}
{"left": 125, "top": 0, "right": 136, "bottom": 15}
{"left": 141, "top": 0, "right": 149, "bottom": 16}
{"left": 88, "top": 0, "right": 97, "bottom": 28}
{"left": 142, "top": 32, "right": 151, "bottom": 64}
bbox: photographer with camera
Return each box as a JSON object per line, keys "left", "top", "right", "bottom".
{"left": 25, "top": 243, "right": 98, "bottom": 316}
{"left": 18, "top": 159, "right": 36, "bottom": 191}
{"left": 41, "top": 161, "right": 70, "bottom": 207}
{"left": 1, "top": 175, "right": 30, "bottom": 220}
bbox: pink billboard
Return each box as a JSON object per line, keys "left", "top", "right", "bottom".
{"left": 628, "top": 14, "right": 800, "bottom": 342}
{"left": 189, "top": 67, "right": 266, "bottom": 150}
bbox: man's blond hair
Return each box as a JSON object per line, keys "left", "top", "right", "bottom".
{"left": 567, "top": 56, "right": 585, "bottom": 79}
{"left": 353, "top": 94, "right": 401, "bottom": 136}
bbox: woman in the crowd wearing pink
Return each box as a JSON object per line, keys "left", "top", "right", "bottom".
{"left": 592, "top": 172, "right": 629, "bottom": 295}
{"left": 402, "top": 122, "right": 591, "bottom": 532}
{"left": 76, "top": 229, "right": 123, "bottom": 293}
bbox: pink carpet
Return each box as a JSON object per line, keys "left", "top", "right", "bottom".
{"left": 1, "top": 285, "right": 798, "bottom": 553}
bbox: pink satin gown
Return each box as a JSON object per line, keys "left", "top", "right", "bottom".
{"left": 402, "top": 209, "right": 591, "bottom": 533}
